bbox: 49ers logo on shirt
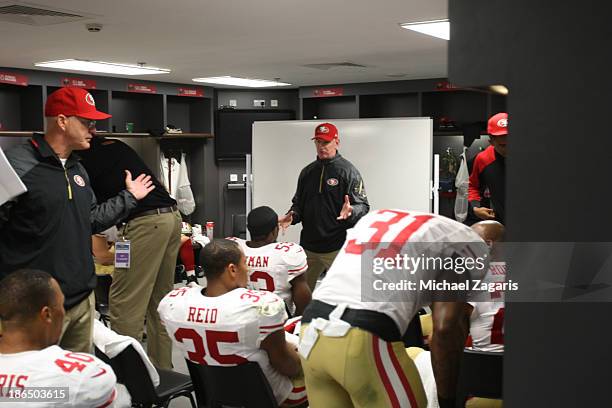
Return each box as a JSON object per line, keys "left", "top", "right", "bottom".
{"left": 326, "top": 178, "right": 338, "bottom": 186}
{"left": 73, "top": 175, "right": 86, "bottom": 187}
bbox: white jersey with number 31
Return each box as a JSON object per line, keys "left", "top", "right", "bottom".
{"left": 314, "top": 209, "right": 489, "bottom": 335}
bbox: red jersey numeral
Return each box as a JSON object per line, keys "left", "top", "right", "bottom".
{"left": 239, "top": 289, "right": 261, "bottom": 302}
{"left": 174, "top": 328, "right": 248, "bottom": 365}
{"left": 250, "top": 271, "right": 275, "bottom": 292}
{"left": 275, "top": 243, "right": 294, "bottom": 252}
{"left": 54, "top": 352, "right": 93, "bottom": 373}
{"left": 168, "top": 287, "right": 189, "bottom": 297}
{"left": 490, "top": 307, "right": 505, "bottom": 344}
{"left": 345, "top": 211, "right": 433, "bottom": 258}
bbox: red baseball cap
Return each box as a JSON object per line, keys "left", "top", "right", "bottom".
{"left": 487, "top": 112, "right": 508, "bottom": 136}
{"left": 312, "top": 122, "right": 338, "bottom": 142}
{"left": 45, "top": 87, "right": 111, "bottom": 120}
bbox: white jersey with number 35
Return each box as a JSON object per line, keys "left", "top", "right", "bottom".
{"left": 228, "top": 238, "right": 307, "bottom": 309}
{"left": 0, "top": 345, "right": 116, "bottom": 408}
{"left": 158, "top": 286, "right": 292, "bottom": 405}
{"left": 314, "top": 209, "right": 489, "bottom": 335}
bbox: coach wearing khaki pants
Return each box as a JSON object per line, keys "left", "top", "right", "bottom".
{"left": 279, "top": 123, "right": 369, "bottom": 290}
{"left": 79, "top": 136, "right": 181, "bottom": 369}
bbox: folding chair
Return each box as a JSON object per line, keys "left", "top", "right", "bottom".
{"left": 94, "top": 274, "right": 112, "bottom": 327}
{"left": 186, "top": 360, "right": 278, "bottom": 408}
{"left": 96, "top": 345, "right": 196, "bottom": 408}
{"left": 455, "top": 349, "right": 503, "bottom": 407}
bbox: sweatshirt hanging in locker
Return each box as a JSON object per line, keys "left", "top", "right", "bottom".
{"left": 160, "top": 151, "right": 195, "bottom": 215}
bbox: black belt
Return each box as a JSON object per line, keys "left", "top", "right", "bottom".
{"left": 128, "top": 205, "right": 177, "bottom": 221}
{"left": 302, "top": 300, "right": 402, "bottom": 343}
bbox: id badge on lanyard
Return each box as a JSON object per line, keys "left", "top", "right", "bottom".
{"left": 114, "top": 223, "right": 131, "bottom": 268}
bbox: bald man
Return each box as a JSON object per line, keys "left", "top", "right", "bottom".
{"left": 409, "top": 221, "right": 506, "bottom": 407}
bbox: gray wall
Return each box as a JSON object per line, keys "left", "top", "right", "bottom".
{"left": 450, "top": 1, "right": 611, "bottom": 406}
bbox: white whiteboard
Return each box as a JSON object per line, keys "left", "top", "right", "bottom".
{"left": 251, "top": 118, "right": 433, "bottom": 244}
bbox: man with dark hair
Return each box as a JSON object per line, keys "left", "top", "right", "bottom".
{"left": 0, "top": 87, "right": 154, "bottom": 353}
{"left": 158, "top": 239, "right": 307, "bottom": 406}
{"left": 0, "top": 269, "right": 118, "bottom": 407}
{"left": 229, "top": 206, "right": 311, "bottom": 315}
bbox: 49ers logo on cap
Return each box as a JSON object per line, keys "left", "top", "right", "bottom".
{"left": 85, "top": 93, "right": 95, "bottom": 107}
{"left": 326, "top": 178, "right": 338, "bottom": 186}
{"left": 318, "top": 125, "right": 329, "bottom": 133}
{"left": 497, "top": 118, "right": 508, "bottom": 128}
{"left": 73, "top": 175, "right": 86, "bottom": 187}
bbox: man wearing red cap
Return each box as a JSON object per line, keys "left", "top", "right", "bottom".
{"left": 279, "top": 122, "right": 369, "bottom": 290}
{"left": 0, "top": 87, "right": 154, "bottom": 353}
{"left": 468, "top": 112, "right": 508, "bottom": 224}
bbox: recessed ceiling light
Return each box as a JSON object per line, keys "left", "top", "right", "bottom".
{"left": 192, "top": 76, "right": 291, "bottom": 88}
{"left": 34, "top": 59, "right": 170, "bottom": 75}
{"left": 399, "top": 19, "right": 449, "bottom": 41}
{"left": 489, "top": 85, "right": 509, "bottom": 95}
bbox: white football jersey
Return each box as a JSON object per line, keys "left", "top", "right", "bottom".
{"left": 158, "top": 286, "right": 292, "bottom": 405}
{"left": 0, "top": 345, "right": 116, "bottom": 408}
{"left": 227, "top": 237, "right": 307, "bottom": 310}
{"left": 313, "top": 209, "right": 489, "bottom": 335}
{"left": 467, "top": 261, "right": 506, "bottom": 352}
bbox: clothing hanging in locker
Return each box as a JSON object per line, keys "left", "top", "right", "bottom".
{"left": 160, "top": 151, "right": 196, "bottom": 215}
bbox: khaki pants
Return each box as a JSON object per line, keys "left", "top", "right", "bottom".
{"left": 60, "top": 292, "right": 95, "bottom": 353}
{"left": 301, "top": 325, "right": 427, "bottom": 408}
{"left": 304, "top": 249, "right": 339, "bottom": 291}
{"left": 110, "top": 210, "right": 181, "bottom": 369}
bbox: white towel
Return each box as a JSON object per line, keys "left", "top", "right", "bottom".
{"left": 93, "top": 320, "right": 160, "bottom": 387}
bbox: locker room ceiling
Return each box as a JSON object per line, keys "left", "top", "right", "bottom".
{"left": 0, "top": 0, "right": 448, "bottom": 87}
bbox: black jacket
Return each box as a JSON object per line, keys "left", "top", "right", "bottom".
{"left": 0, "top": 134, "right": 137, "bottom": 309}
{"left": 289, "top": 153, "right": 369, "bottom": 252}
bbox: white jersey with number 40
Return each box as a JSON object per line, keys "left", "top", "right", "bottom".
{"left": 158, "top": 286, "right": 292, "bottom": 405}
{"left": 228, "top": 237, "right": 308, "bottom": 310}
{"left": 0, "top": 345, "right": 116, "bottom": 408}
{"left": 314, "top": 209, "right": 489, "bottom": 335}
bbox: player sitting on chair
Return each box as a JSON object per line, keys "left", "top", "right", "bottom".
{"left": 158, "top": 239, "right": 307, "bottom": 407}
{"left": 228, "top": 206, "right": 311, "bottom": 316}
{"left": 0, "top": 269, "right": 119, "bottom": 407}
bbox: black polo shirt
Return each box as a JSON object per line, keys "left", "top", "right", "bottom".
{"left": 78, "top": 136, "right": 176, "bottom": 217}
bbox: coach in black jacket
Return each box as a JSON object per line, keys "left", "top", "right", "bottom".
{"left": 0, "top": 87, "right": 153, "bottom": 353}
{"left": 280, "top": 123, "right": 369, "bottom": 290}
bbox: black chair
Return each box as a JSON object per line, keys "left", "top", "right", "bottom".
{"left": 94, "top": 274, "right": 112, "bottom": 327}
{"left": 455, "top": 349, "right": 503, "bottom": 407}
{"left": 96, "top": 345, "right": 196, "bottom": 408}
{"left": 402, "top": 309, "right": 425, "bottom": 348}
{"left": 186, "top": 360, "right": 278, "bottom": 408}
{"left": 232, "top": 213, "right": 247, "bottom": 239}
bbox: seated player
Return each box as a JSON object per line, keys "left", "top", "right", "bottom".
{"left": 178, "top": 222, "right": 209, "bottom": 284}
{"left": 299, "top": 209, "right": 490, "bottom": 408}
{"left": 409, "top": 220, "right": 506, "bottom": 408}
{"left": 228, "top": 206, "right": 311, "bottom": 316}
{"left": 0, "top": 269, "right": 120, "bottom": 407}
{"left": 158, "top": 239, "right": 307, "bottom": 407}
